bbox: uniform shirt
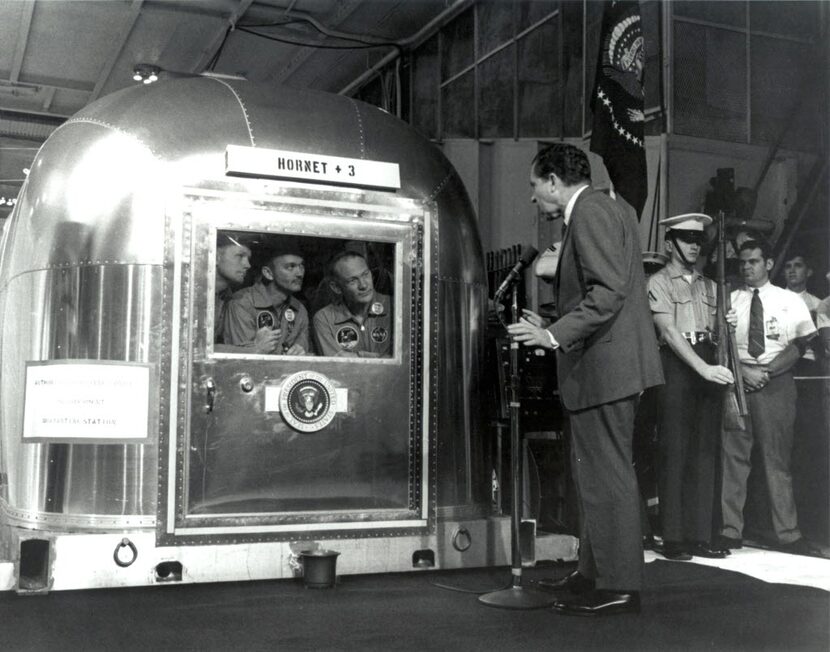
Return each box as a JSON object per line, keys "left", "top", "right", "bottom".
{"left": 647, "top": 261, "right": 717, "bottom": 342}
{"left": 214, "top": 287, "right": 233, "bottom": 343}
{"left": 313, "top": 292, "right": 392, "bottom": 358}
{"left": 223, "top": 281, "right": 309, "bottom": 353}
{"left": 731, "top": 281, "right": 816, "bottom": 365}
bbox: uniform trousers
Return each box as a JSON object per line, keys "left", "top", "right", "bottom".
{"left": 721, "top": 371, "right": 801, "bottom": 544}
{"left": 569, "top": 393, "right": 643, "bottom": 591}
{"left": 657, "top": 344, "right": 721, "bottom": 544}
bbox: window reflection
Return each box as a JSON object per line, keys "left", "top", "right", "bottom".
{"left": 214, "top": 231, "right": 395, "bottom": 358}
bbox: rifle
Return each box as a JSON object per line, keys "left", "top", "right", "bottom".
{"left": 715, "top": 211, "right": 749, "bottom": 430}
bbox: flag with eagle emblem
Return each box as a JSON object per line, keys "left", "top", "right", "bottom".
{"left": 590, "top": 0, "right": 647, "bottom": 218}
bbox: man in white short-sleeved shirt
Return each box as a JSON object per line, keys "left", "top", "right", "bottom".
{"left": 719, "top": 239, "right": 819, "bottom": 556}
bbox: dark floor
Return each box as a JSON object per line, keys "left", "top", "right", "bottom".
{"left": 2, "top": 559, "right": 827, "bottom": 651}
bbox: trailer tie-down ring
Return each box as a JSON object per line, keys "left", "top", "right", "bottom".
{"left": 113, "top": 537, "right": 138, "bottom": 567}
{"left": 452, "top": 527, "right": 472, "bottom": 552}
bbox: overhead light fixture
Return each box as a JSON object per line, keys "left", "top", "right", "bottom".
{"left": 132, "top": 63, "right": 161, "bottom": 84}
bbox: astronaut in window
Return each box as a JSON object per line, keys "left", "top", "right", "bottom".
{"left": 312, "top": 250, "right": 392, "bottom": 358}
{"left": 223, "top": 238, "right": 310, "bottom": 355}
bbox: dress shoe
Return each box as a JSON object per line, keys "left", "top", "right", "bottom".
{"left": 685, "top": 541, "right": 730, "bottom": 559}
{"left": 553, "top": 589, "right": 641, "bottom": 617}
{"left": 536, "top": 570, "right": 595, "bottom": 594}
{"left": 776, "top": 538, "right": 824, "bottom": 558}
{"left": 715, "top": 535, "right": 743, "bottom": 550}
{"left": 660, "top": 541, "right": 691, "bottom": 561}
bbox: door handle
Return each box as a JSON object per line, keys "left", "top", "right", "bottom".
{"left": 205, "top": 378, "right": 216, "bottom": 413}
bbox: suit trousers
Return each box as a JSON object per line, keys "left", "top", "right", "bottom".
{"left": 721, "top": 371, "right": 801, "bottom": 544}
{"left": 569, "top": 393, "right": 643, "bottom": 590}
{"left": 657, "top": 345, "right": 722, "bottom": 544}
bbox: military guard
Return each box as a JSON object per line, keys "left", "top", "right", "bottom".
{"left": 647, "top": 213, "right": 733, "bottom": 560}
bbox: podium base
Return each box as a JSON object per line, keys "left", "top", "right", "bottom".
{"left": 478, "top": 585, "right": 557, "bottom": 610}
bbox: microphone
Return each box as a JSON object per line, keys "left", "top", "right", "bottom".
{"left": 493, "top": 245, "right": 539, "bottom": 299}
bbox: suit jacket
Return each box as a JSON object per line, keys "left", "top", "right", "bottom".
{"left": 549, "top": 188, "right": 663, "bottom": 411}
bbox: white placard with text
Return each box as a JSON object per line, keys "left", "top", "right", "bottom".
{"left": 23, "top": 361, "right": 151, "bottom": 443}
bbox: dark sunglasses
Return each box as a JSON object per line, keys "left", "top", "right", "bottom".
{"left": 671, "top": 231, "right": 707, "bottom": 245}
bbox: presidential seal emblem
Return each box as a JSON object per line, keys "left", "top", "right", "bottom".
{"left": 284, "top": 308, "right": 295, "bottom": 323}
{"left": 370, "top": 302, "right": 384, "bottom": 316}
{"left": 336, "top": 325, "right": 359, "bottom": 351}
{"left": 279, "top": 371, "right": 338, "bottom": 432}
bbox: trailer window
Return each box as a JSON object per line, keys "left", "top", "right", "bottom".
{"left": 213, "top": 231, "right": 395, "bottom": 359}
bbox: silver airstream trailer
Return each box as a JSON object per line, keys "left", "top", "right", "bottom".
{"left": 0, "top": 77, "right": 523, "bottom": 591}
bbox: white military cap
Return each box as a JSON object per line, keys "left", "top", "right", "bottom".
{"left": 659, "top": 213, "right": 712, "bottom": 231}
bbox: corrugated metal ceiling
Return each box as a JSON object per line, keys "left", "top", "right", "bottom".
{"left": 0, "top": 0, "right": 468, "bottom": 217}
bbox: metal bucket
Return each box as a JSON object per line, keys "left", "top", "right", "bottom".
{"left": 300, "top": 549, "right": 340, "bottom": 589}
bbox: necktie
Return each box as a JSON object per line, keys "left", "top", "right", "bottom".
{"left": 747, "top": 289, "right": 765, "bottom": 358}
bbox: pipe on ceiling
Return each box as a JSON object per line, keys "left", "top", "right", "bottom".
{"left": 338, "top": 0, "right": 474, "bottom": 97}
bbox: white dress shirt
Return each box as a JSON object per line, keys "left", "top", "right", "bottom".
{"left": 731, "top": 281, "right": 816, "bottom": 365}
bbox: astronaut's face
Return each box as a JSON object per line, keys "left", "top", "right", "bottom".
{"left": 265, "top": 254, "right": 305, "bottom": 295}
{"left": 216, "top": 244, "right": 251, "bottom": 286}
{"left": 332, "top": 255, "right": 374, "bottom": 309}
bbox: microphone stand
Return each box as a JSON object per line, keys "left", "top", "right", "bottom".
{"left": 479, "top": 282, "right": 556, "bottom": 610}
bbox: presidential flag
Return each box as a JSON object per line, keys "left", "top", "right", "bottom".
{"left": 590, "top": 1, "right": 647, "bottom": 218}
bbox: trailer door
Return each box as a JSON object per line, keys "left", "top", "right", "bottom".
{"left": 158, "top": 188, "right": 433, "bottom": 544}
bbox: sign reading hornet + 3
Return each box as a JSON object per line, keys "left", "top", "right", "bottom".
{"left": 225, "top": 145, "right": 401, "bottom": 190}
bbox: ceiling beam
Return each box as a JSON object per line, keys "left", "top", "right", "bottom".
{"left": 4, "top": 74, "right": 92, "bottom": 94}
{"left": 89, "top": 0, "right": 145, "bottom": 103}
{"left": 41, "top": 86, "right": 55, "bottom": 111}
{"left": 271, "top": 0, "right": 365, "bottom": 85}
{"left": 192, "top": 0, "right": 256, "bottom": 74}
{"left": 10, "top": 0, "right": 36, "bottom": 83}
{"left": 339, "top": 0, "right": 473, "bottom": 96}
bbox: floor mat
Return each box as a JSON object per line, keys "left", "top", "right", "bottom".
{"left": 1, "top": 559, "right": 827, "bottom": 651}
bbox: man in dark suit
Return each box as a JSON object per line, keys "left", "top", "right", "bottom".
{"left": 508, "top": 143, "right": 663, "bottom": 616}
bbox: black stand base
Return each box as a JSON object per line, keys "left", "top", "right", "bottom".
{"left": 478, "top": 584, "right": 557, "bottom": 610}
